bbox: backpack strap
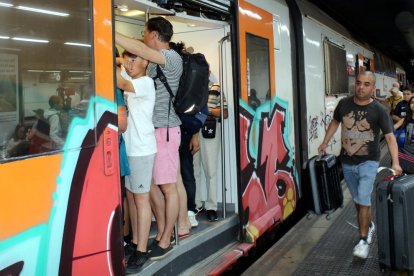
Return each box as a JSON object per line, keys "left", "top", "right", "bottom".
{"left": 152, "top": 65, "right": 173, "bottom": 141}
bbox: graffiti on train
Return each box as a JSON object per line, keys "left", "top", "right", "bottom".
{"left": 239, "top": 97, "right": 298, "bottom": 242}
{"left": 0, "top": 97, "right": 122, "bottom": 275}
{"left": 308, "top": 110, "right": 338, "bottom": 148}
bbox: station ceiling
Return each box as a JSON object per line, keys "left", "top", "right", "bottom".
{"left": 308, "top": 0, "right": 414, "bottom": 82}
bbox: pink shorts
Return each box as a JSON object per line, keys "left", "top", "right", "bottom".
{"left": 153, "top": 126, "right": 181, "bottom": 185}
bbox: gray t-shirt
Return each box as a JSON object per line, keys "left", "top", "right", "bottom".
{"left": 333, "top": 96, "right": 393, "bottom": 164}
{"left": 147, "top": 49, "right": 182, "bottom": 128}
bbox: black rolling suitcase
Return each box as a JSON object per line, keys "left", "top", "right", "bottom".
{"left": 377, "top": 174, "right": 414, "bottom": 275}
{"left": 304, "top": 154, "right": 343, "bottom": 219}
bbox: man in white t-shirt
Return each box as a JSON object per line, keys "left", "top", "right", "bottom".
{"left": 116, "top": 50, "right": 156, "bottom": 273}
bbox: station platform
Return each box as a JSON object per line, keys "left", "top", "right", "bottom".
{"left": 243, "top": 141, "right": 407, "bottom": 276}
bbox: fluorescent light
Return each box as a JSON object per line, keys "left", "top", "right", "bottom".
{"left": 69, "top": 70, "right": 91, "bottom": 73}
{"left": 45, "top": 70, "right": 61, "bottom": 73}
{"left": 16, "top": 6, "right": 69, "bottom": 17}
{"left": 64, "top": 42, "right": 91, "bottom": 47}
{"left": 12, "top": 37, "right": 49, "bottom": 43}
{"left": 27, "top": 70, "right": 44, "bottom": 72}
{"left": 0, "top": 2, "right": 13, "bottom": 7}
{"left": 118, "top": 5, "right": 128, "bottom": 12}
{"left": 0, "top": 36, "right": 10, "bottom": 39}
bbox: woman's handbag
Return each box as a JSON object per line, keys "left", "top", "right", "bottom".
{"left": 202, "top": 118, "right": 216, "bottom": 139}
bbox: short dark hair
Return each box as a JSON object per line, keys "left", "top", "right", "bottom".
{"left": 122, "top": 50, "right": 137, "bottom": 59}
{"left": 49, "top": 95, "right": 61, "bottom": 108}
{"left": 146, "top": 17, "right": 173, "bottom": 43}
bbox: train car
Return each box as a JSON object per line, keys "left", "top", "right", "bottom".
{"left": 0, "top": 0, "right": 404, "bottom": 275}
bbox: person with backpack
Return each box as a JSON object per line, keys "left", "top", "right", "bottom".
{"left": 116, "top": 17, "right": 182, "bottom": 260}
{"left": 44, "top": 95, "right": 65, "bottom": 149}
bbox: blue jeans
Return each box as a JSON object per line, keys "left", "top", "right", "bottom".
{"left": 342, "top": 160, "right": 379, "bottom": 206}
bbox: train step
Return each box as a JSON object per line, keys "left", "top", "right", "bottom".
{"left": 136, "top": 210, "right": 239, "bottom": 276}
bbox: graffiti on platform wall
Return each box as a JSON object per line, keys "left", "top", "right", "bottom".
{"left": 239, "top": 96, "right": 298, "bottom": 243}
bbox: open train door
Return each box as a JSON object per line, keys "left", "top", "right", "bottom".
{"left": 236, "top": 0, "right": 299, "bottom": 243}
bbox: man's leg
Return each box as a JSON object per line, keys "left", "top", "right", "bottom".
{"left": 158, "top": 183, "right": 179, "bottom": 248}
{"left": 126, "top": 190, "right": 138, "bottom": 245}
{"left": 358, "top": 205, "right": 371, "bottom": 238}
{"left": 150, "top": 184, "right": 165, "bottom": 241}
{"left": 134, "top": 192, "right": 151, "bottom": 252}
{"left": 179, "top": 130, "right": 197, "bottom": 213}
{"left": 176, "top": 170, "right": 191, "bottom": 234}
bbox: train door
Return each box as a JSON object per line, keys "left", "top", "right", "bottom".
{"left": 0, "top": 1, "right": 123, "bottom": 275}
{"left": 236, "top": 0, "right": 299, "bottom": 243}
{"left": 113, "top": 0, "right": 238, "bottom": 220}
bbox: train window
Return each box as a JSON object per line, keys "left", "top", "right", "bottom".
{"left": 246, "top": 33, "right": 271, "bottom": 109}
{"left": 0, "top": 1, "right": 94, "bottom": 161}
{"left": 323, "top": 38, "right": 348, "bottom": 95}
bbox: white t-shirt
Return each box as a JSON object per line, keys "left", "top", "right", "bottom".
{"left": 121, "top": 71, "right": 156, "bottom": 156}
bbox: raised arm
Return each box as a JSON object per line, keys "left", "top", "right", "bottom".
{"left": 115, "top": 32, "right": 166, "bottom": 65}
{"left": 116, "top": 67, "right": 135, "bottom": 93}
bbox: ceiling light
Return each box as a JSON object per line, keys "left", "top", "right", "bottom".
{"left": 27, "top": 70, "right": 44, "bottom": 72}
{"left": 0, "top": 2, "right": 13, "bottom": 7}
{"left": 0, "top": 36, "right": 10, "bottom": 39}
{"left": 64, "top": 42, "right": 91, "bottom": 47}
{"left": 12, "top": 37, "right": 49, "bottom": 43}
{"left": 16, "top": 6, "right": 69, "bottom": 17}
{"left": 118, "top": 5, "right": 128, "bottom": 12}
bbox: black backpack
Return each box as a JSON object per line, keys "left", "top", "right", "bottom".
{"left": 154, "top": 52, "right": 210, "bottom": 134}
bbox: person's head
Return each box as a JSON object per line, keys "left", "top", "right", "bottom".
{"left": 169, "top": 41, "right": 185, "bottom": 53}
{"left": 390, "top": 87, "right": 400, "bottom": 97}
{"left": 392, "top": 81, "right": 400, "bottom": 89}
{"left": 355, "top": 71, "right": 376, "bottom": 101}
{"left": 33, "top": 108, "right": 44, "bottom": 119}
{"left": 143, "top": 17, "right": 173, "bottom": 48}
{"left": 406, "top": 96, "right": 414, "bottom": 120}
{"left": 402, "top": 89, "right": 412, "bottom": 102}
{"left": 49, "top": 95, "right": 63, "bottom": 110}
{"left": 12, "top": 124, "right": 26, "bottom": 140}
{"left": 122, "top": 50, "right": 148, "bottom": 79}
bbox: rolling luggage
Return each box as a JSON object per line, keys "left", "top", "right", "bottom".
{"left": 304, "top": 154, "right": 344, "bottom": 219}
{"left": 377, "top": 174, "right": 414, "bottom": 274}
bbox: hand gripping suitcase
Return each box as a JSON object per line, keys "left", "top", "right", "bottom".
{"left": 304, "top": 154, "right": 344, "bottom": 219}
{"left": 377, "top": 174, "right": 414, "bottom": 274}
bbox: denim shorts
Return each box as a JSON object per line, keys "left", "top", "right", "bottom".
{"left": 342, "top": 160, "right": 379, "bottom": 206}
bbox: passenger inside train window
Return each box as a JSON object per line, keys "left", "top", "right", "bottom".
{"left": 5, "top": 124, "right": 29, "bottom": 158}
{"left": 44, "top": 95, "right": 65, "bottom": 149}
{"left": 248, "top": 88, "right": 261, "bottom": 110}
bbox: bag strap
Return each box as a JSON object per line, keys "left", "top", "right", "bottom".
{"left": 152, "top": 65, "right": 172, "bottom": 141}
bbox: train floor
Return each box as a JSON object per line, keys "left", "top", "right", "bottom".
{"left": 244, "top": 141, "right": 411, "bottom": 276}
{"left": 132, "top": 203, "right": 238, "bottom": 275}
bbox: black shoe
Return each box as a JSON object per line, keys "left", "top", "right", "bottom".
{"left": 147, "top": 239, "right": 159, "bottom": 252}
{"left": 207, "top": 210, "right": 218, "bottom": 221}
{"left": 148, "top": 244, "right": 175, "bottom": 261}
{"left": 195, "top": 206, "right": 206, "bottom": 215}
{"left": 126, "top": 251, "right": 148, "bottom": 274}
{"left": 124, "top": 242, "right": 137, "bottom": 260}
